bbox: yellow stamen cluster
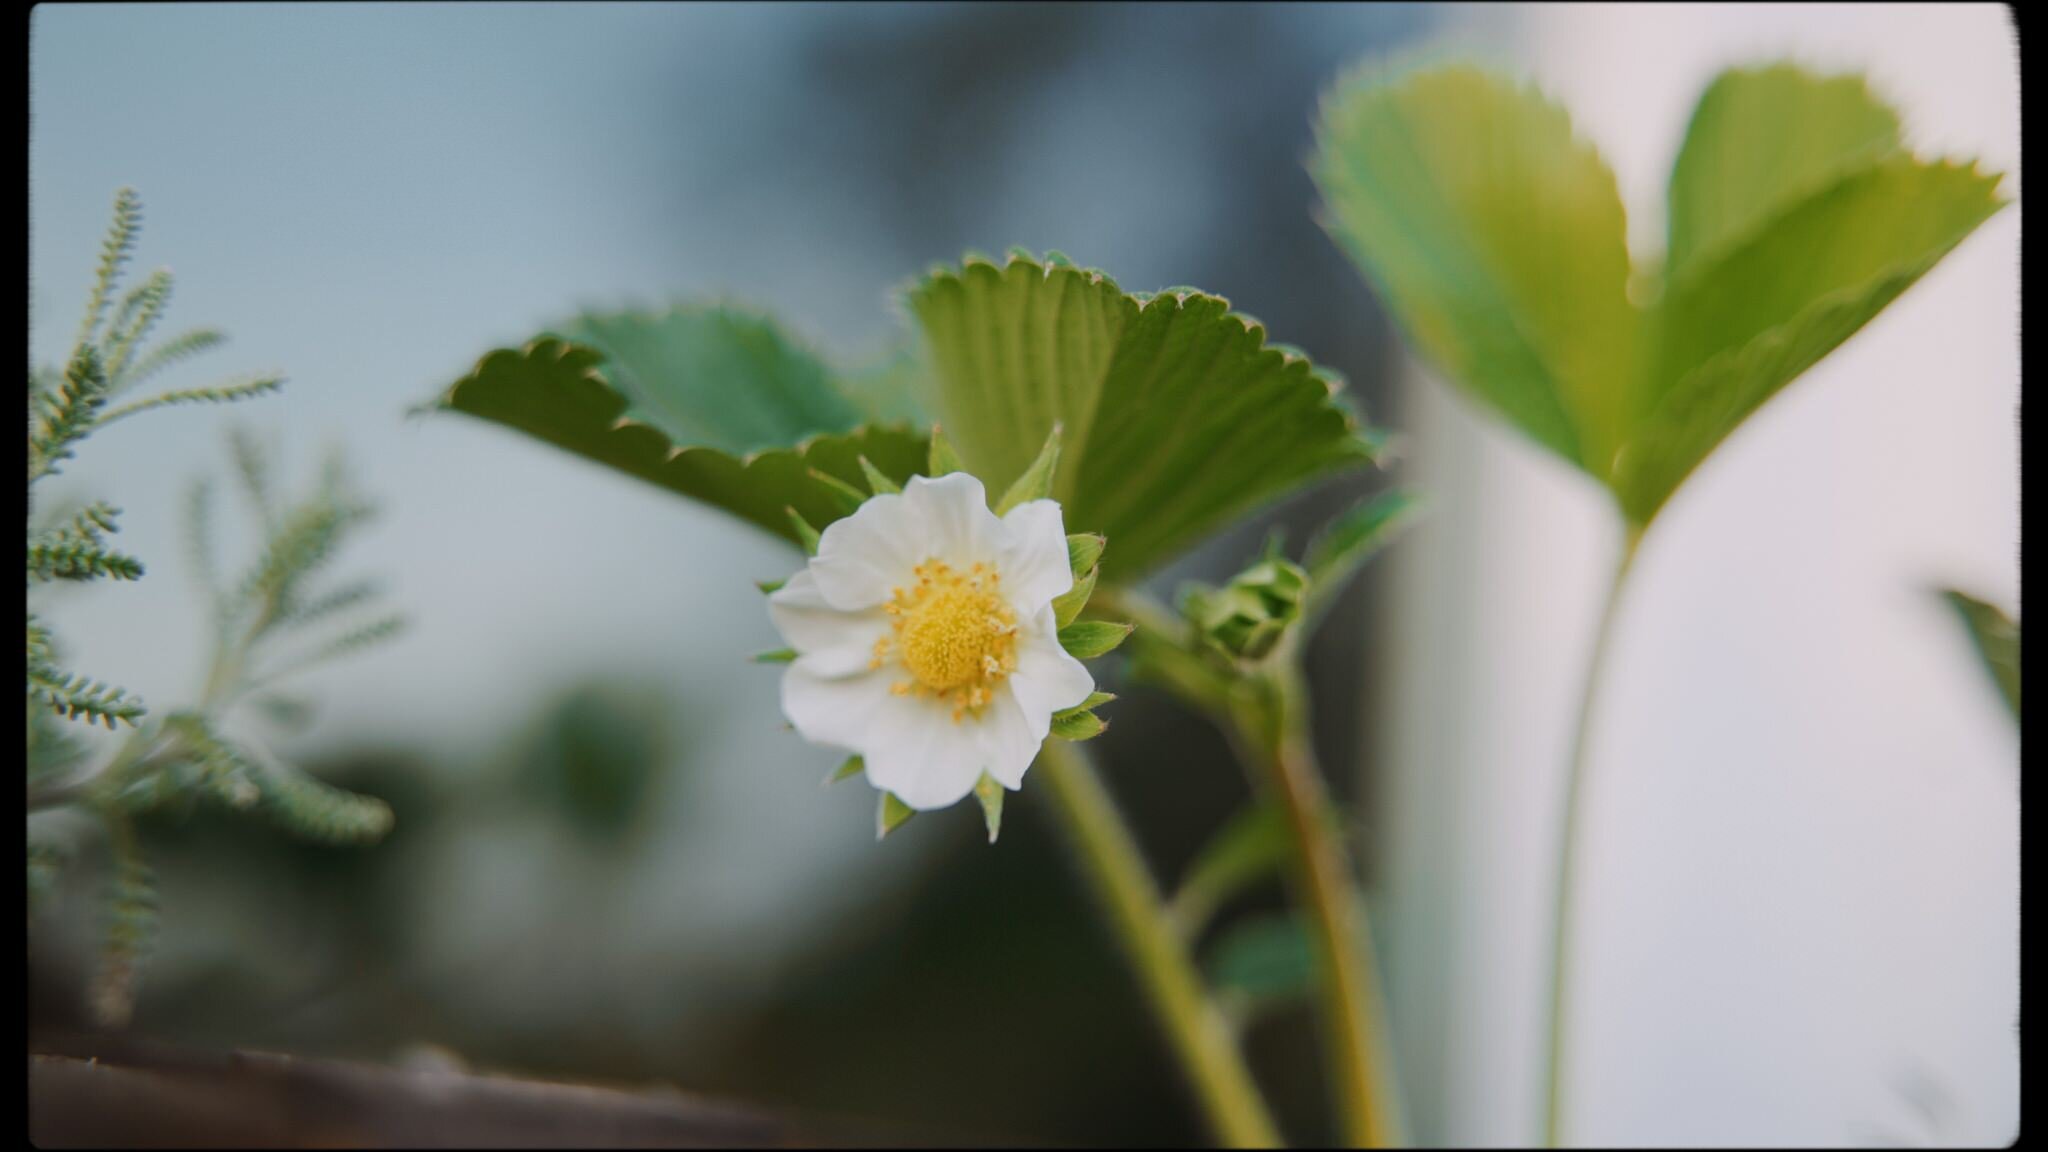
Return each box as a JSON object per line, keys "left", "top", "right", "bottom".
{"left": 873, "top": 559, "right": 1018, "bottom": 722}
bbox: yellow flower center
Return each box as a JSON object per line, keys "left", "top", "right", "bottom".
{"left": 873, "top": 560, "right": 1017, "bottom": 721}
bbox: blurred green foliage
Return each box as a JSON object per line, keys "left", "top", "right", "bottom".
{"left": 1314, "top": 63, "right": 2006, "bottom": 526}
{"left": 510, "top": 681, "right": 669, "bottom": 842}
{"left": 27, "top": 190, "right": 400, "bottom": 1028}
{"left": 1941, "top": 589, "right": 2019, "bottom": 724}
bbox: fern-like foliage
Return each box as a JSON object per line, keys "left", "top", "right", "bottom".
{"left": 96, "top": 375, "right": 285, "bottom": 429}
{"left": 44, "top": 437, "right": 406, "bottom": 1026}
{"left": 30, "top": 346, "right": 115, "bottom": 485}
{"left": 26, "top": 502, "right": 145, "bottom": 582}
{"left": 26, "top": 667, "right": 148, "bottom": 730}
{"left": 27, "top": 189, "right": 403, "bottom": 1029}
{"left": 120, "top": 328, "right": 229, "bottom": 393}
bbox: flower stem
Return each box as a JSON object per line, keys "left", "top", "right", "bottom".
{"left": 1037, "top": 740, "right": 1284, "bottom": 1149}
{"left": 1542, "top": 526, "right": 1643, "bottom": 1147}
{"left": 1234, "top": 664, "right": 1404, "bottom": 1148}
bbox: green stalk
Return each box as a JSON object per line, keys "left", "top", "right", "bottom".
{"left": 1097, "top": 584, "right": 1407, "bottom": 1146}
{"left": 1233, "top": 663, "right": 1404, "bottom": 1148}
{"left": 1542, "top": 526, "right": 1643, "bottom": 1147}
{"left": 1037, "top": 740, "right": 1284, "bottom": 1148}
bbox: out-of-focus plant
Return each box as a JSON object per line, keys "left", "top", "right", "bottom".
{"left": 27, "top": 189, "right": 402, "bottom": 1028}
{"left": 432, "top": 249, "right": 1413, "bottom": 1146}
{"left": 1311, "top": 62, "right": 2007, "bottom": 1144}
{"left": 1940, "top": 589, "right": 2019, "bottom": 725}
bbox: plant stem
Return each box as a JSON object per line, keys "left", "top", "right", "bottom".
{"left": 1541, "top": 525, "right": 1643, "bottom": 1148}
{"left": 1098, "top": 583, "right": 1407, "bottom": 1145}
{"left": 1234, "top": 663, "right": 1403, "bottom": 1148}
{"left": 1037, "top": 740, "right": 1284, "bottom": 1149}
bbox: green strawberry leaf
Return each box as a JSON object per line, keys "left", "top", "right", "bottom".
{"left": 909, "top": 253, "right": 1386, "bottom": 581}
{"left": 1620, "top": 158, "right": 2005, "bottom": 522}
{"left": 1665, "top": 65, "right": 1902, "bottom": 280}
{"left": 433, "top": 336, "right": 926, "bottom": 546}
{"left": 1315, "top": 62, "right": 2007, "bottom": 530}
{"left": 1313, "top": 65, "right": 1641, "bottom": 476}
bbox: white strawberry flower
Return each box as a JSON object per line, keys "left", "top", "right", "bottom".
{"left": 768, "top": 471, "right": 1096, "bottom": 812}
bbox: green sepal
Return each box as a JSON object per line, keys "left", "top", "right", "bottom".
{"left": 1066, "top": 534, "right": 1106, "bottom": 578}
{"left": 994, "top": 423, "right": 1063, "bottom": 516}
{"left": 974, "top": 773, "right": 1006, "bottom": 843}
{"left": 752, "top": 648, "right": 797, "bottom": 664}
{"left": 1059, "top": 619, "right": 1133, "bottom": 660}
{"left": 1050, "top": 708, "right": 1107, "bottom": 741}
{"left": 929, "top": 425, "right": 966, "bottom": 477}
{"left": 877, "top": 791, "right": 917, "bottom": 839}
{"left": 808, "top": 467, "right": 868, "bottom": 517}
{"left": 756, "top": 578, "right": 786, "bottom": 595}
{"left": 824, "top": 755, "right": 864, "bottom": 787}
{"left": 1053, "top": 564, "right": 1098, "bottom": 629}
{"left": 1049, "top": 692, "right": 1116, "bottom": 741}
{"left": 786, "top": 507, "right": 821, "bottom": 555}
{"left": 857, "top": 455, "right": 902, "bottom": 496}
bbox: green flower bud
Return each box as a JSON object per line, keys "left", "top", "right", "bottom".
{"left": 1187, "top": 557, "right": 1310, "bottom": 662}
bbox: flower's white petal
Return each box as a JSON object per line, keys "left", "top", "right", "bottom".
{"left": 997, "top": 499, "right": 1074, "bottom": 609}
{"left": 1008, "top": 606, "right": 1096, "bottom": 737}
{"left": 902, "top": 472, "right": 1000, "bottom": 570}
{"left": 811, "top": 491, "right": 929, "bottom": 611}
{"left": 862, "top": 691, "right": 988, "bottom": 811}
{"left": 781, "top": 664, "right": 890, "bottom": 751}
{"left": 767, "top": 570, "right": 889, "bottom": 678}
{"left": 790, "top": 645, "right": 880, "bottom": 681}
{"left": 978, "top": 687, "right": 1042, "bottom": 790}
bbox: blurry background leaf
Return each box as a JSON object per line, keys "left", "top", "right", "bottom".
{"left": 1206, "top": 911, "right": 1315, "bottom": 1017}
{"left": 512, "top": 681, "right": 670, "bottom": 842}
{"left": 1664, "top": 65, "right": 1901, "bottom": 279}
{"left": 1314, "top": 63, "right": 2006, "bottom": 529}
{"left": 1313, "top": 66, "right": 1641, "bottom": 477}
{"left": 1941, "top": 589, "right": 2019, "bottom": 723}
{"left": 435, "top": 337, "right": 928, "bottom": 546}
{"left": 1619, "top": 157, "right": 2004, "bottom": 522}
{"left": 1172, "top": 800, "right": 1290, "bottom": 939}
{"left": 910, "top": 253, "right": 1387, "bottom": 581}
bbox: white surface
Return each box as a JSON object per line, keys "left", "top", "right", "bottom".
{"left": 1374, "top": 4, "right": 2019, "bottom": 1145}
